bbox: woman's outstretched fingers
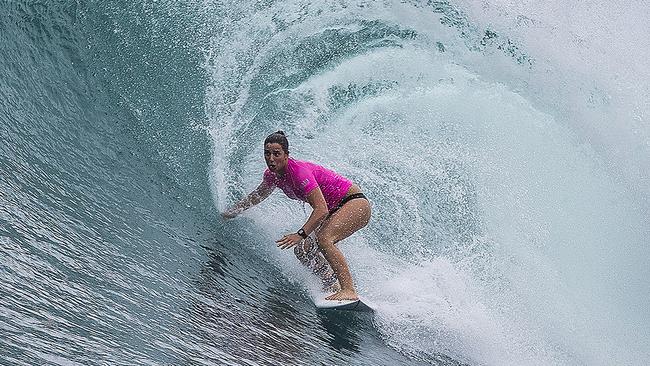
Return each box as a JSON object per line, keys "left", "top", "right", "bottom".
{"left": 276, "top": 236, "right": 289, "bottom": 248}
{"left": 276, "top": 234, "right": 301, "bottom": 249}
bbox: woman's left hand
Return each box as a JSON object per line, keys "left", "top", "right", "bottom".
{"left": 276, "top": 233, "right": 303, "bottom": 249}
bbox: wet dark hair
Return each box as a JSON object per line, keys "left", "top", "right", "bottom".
{"left": 264, "top": 130, "right": 289, "bottom": 154}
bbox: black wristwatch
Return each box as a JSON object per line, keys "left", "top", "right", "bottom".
{"left": 297, "top": 228, "right": 308, "bottom": 239}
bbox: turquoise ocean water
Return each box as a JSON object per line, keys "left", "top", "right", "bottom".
{"left": 1, "top": 1, "right": 649, "bottom": 365}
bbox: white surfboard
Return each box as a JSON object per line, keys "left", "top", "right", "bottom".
{"left": 314, "top": 298, "right": 375, "bottom": 312}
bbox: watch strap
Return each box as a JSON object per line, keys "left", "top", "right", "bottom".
{"left": 297, "top": 228, "right": 308, "bottom": 239}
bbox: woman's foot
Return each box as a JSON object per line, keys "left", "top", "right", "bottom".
{"left": 325, "top": 289, "right": 358, "bottom": 301}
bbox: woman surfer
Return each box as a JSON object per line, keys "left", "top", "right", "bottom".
{"left": 222, "top": 131, "right": 371, "bottom": 301}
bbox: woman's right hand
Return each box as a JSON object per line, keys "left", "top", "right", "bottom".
{"left": 221, "top": 209, "right": 238, "bottom": 220}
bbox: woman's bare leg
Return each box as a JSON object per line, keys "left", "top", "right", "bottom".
{"left": 316, "top": 197, "right": 371, "bottom": 301}
{"left": 293, "top": 237, "right": 340, "bottom": 292}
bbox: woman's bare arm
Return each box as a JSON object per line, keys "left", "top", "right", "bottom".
{"left": 222, "top": 181, "right": 275, "bottom": 219}
{"left": 300, "top": 187, "right": 329, "bottom": 236}
{"left": 276, "top": 187, "right": 329, "bottom": 249}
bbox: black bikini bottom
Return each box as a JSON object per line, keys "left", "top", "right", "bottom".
{"left": 328, "top": 193, "right": 367, "bottom": 217}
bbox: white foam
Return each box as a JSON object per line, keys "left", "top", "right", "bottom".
{"left": 204, "top": 1, "right": 650, "bottom": 364}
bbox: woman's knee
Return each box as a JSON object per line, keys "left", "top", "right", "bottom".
{"left": 316, "top": 233, "right": 335, "bottom": 252}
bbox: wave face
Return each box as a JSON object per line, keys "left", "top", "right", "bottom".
{"left": 2, "top": 1, "right": 649, "bottom": 365}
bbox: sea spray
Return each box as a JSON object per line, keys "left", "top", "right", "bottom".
{"left": 206, "top": 1, "right": 649, "bottom": 365}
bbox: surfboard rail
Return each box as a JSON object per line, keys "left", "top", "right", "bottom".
{"left": 314, "top": 298, "right": 374, "bottom": 312}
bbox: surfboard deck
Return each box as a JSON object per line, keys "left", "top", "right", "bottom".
{"left": 314, "top": 298, "right": 374, "bottom": 313}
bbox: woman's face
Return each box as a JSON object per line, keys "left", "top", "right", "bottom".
{"left": 264, "top": 143, "right": 288, "bottom": 174}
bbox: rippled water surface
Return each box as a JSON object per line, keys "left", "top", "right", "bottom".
{"left": 2, "top": 1, "right": 649, "bottom": 365}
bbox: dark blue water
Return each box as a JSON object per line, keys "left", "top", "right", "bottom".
{"left": 2, "top": 1, "right": 649, "bottom": 365}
